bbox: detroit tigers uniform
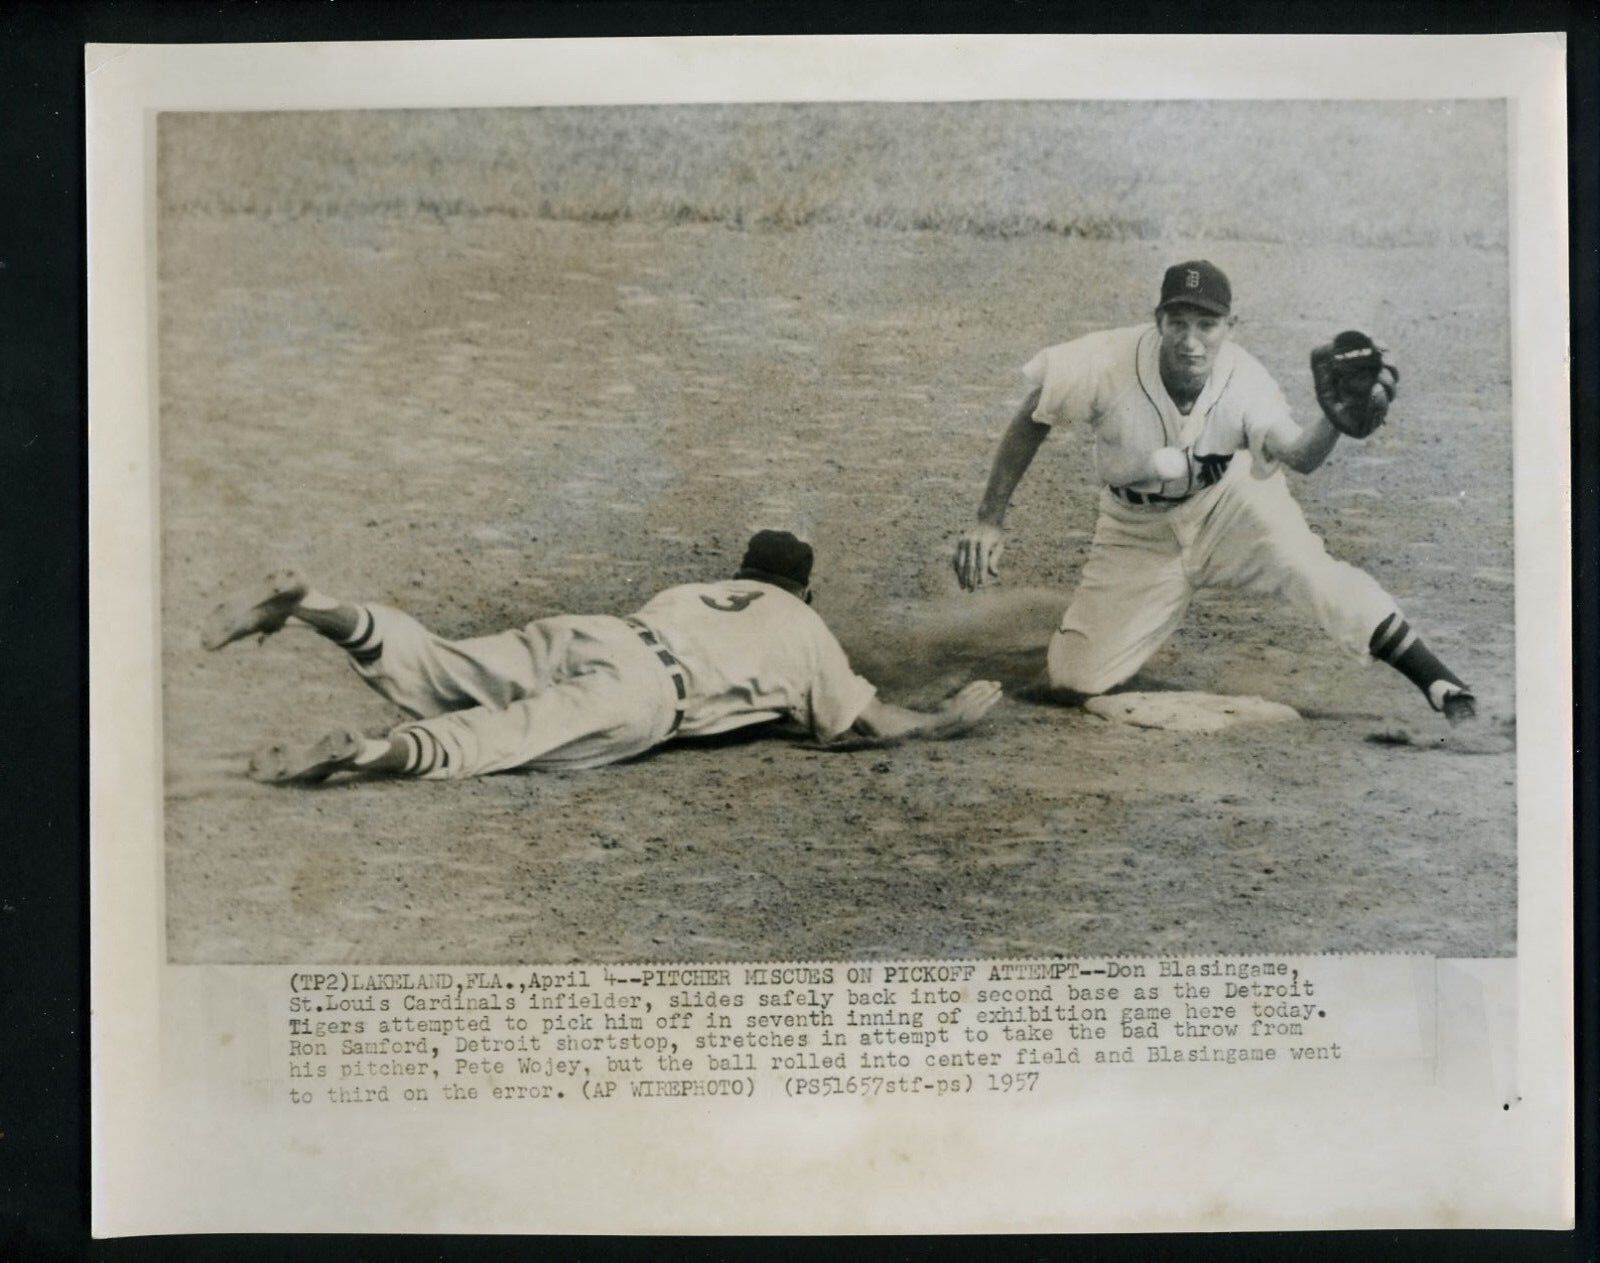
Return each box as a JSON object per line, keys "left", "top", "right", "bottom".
{"left": 1024, "top": 322, "right": 1401, "bottom": 694}
{"left": 341, "top": 579, "right": 879, "bottom": 778}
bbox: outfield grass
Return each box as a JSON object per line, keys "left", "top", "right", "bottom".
{"left": 159, "top": 100, "right": 1505, "bottom": 250}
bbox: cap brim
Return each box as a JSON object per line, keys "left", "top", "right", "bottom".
{"left": 1158, "top": 296, "right": 1230, "bottom": 317}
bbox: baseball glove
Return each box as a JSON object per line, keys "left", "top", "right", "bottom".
{"left": 1311, "top": 331, "right": 1399, "bottom": 439}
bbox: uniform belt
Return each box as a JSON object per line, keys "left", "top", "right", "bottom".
{"left": 624, "top": 618, "right": 687, "bottom": 734}
{"left": 1110, "top": 452, "right": 1234, "bottom": 507}
{"left": 1110, "top": 485, "right": 1196, "bottom": 507}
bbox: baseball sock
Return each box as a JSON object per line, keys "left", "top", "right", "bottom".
{"left": 334, "top": 606, "right": 383, "bottom": 666}
{"left": 291, "top": 594, "right": 383, "bottom": 664}
{"left": 393, "top": 727, "right": 450, "bottom": 777}
{"left": 1369, "top": 614, "right": 1468, "bottom": 706}
{"left": 352, "top": 735, "right": 408, "bottom": 775}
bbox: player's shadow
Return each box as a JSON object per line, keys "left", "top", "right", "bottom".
{"left": 1011, "top": 671, "right": 1190, "bottom": 709}
{"left": 649, "top": 724, "right": 787, "bottom": 755}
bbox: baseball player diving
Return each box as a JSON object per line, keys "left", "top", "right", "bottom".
{"left": 952, "top": 260, "right": 1476, "bottom": 724}
{"left": 204, "top": 530, "right": 1002, "bottom": 784}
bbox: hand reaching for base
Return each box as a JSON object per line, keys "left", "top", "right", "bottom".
{"left": 847, "top": 680, "right": 1004, "bottom": 746}
{"left": 936, "top": 679, "right": 1004, "bottom": 737}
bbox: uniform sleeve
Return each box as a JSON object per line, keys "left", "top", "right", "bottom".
{"left": 804, "top": 625, "right": 879, "bottom": 742}
{"left": 1235, "top": 351, "right": 1296, "bottom": 478}
{"left": 1021, "top": 337, "right": 1105, "bottom": 427}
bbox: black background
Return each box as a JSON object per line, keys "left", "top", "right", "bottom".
{"left": 0, "top": 2, "right": 1594, "bottom": 1259}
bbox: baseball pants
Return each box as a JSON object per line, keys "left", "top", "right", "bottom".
{"left": 1047, "top": 455, "right": 1401, "bottom": 695}
{"left": 347, "top": 606, "right": 680, "bottom": 778}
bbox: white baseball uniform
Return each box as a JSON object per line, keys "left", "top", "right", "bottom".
{"left": 342, "top": 579, "right": 878, "bottom": 778}
{"left": 1023, "top": 323, "right": 1400, "bottom": 694}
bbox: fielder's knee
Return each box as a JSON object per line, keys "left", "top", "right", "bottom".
{"left": 1046, "top": 631, "right": 1124, "bottom": 697}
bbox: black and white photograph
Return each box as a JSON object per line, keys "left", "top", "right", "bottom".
{"left": 158, "top": 96, "right": 1518, "bottom": 965}
{"left": 83, "top": 33, "right": 1578, "bottom": 1239}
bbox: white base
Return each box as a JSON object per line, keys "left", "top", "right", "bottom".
{"left": 1084, "top": 690, "right": 1302, "bottom": 734}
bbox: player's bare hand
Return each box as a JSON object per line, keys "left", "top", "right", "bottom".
{"left": 954, "top": 524, "right": 1006, "bottom": 591}
{"left": 938, "top": 679, "right": 1003, "bottom": 735}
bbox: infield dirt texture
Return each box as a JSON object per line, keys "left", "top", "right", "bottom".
{"left": 158, "top": 102, "right": 1515, "bottom": 963}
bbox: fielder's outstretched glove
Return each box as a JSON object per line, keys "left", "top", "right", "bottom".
{"left": 1311, "top": 331, "right": 1399, "bottom": 440}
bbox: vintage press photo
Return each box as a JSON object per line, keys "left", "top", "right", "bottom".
{"left": 161, "top": 101, "right": 1517, "bottom": 965}
{"left": 90, "top": 36, "right": 1572, "bottom": 1234}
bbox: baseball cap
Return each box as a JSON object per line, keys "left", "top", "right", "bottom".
{"left": 1157, "top": 260, "right": 1232, "bottom": 317}
{"left": 735, "top": 530, "right": 814, "bottom": 596}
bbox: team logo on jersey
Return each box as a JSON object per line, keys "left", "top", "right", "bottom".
{"left": 1194, "top": 452, "right": 1233, "bottom": 487}
{"left": 1185, "top": 268, "right": 1201, "bottom": 289}
{"left": 701, "top": 591, "right": 765, "bottom": 613}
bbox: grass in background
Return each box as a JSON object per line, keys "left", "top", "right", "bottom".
{"left": 159, "top": 100, "right": 1505, "bottom": 250}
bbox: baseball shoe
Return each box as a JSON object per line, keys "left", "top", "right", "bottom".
{"left": 249, "top": 727, "right": 365, "bottom": 785}
{"left": 202, "top": 568, "right": 309, "bottom": 651}
{"left": 1435, "top": 686, "right": 1477, "bottom": 726}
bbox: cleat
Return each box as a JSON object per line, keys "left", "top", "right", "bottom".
{"left": 249, "top": 727, "right": 364, "bottom": 785}
{"left": 1440, "top": 689, "right": 1477, "bottom": 726}
{"left": 202, "top": 569, "right": 309, "bottom": 651}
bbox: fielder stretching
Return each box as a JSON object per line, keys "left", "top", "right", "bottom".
{"left": 953, "top": 260, "right": 1475, "bottom": 723}
{"left": 206, "top": 530, "right": 1002, "bottom": 784}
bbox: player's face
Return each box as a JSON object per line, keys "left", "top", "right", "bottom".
{"left": 1157, "top": 306, "right": 1234, "bottom": 393}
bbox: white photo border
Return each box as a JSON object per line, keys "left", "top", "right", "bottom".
{"left": 89, "top": 34, "right": 1572, "bottom": 1234}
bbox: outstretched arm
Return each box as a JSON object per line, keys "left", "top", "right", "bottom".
{"left": 847, "top": 680, "right": 1003, "bottom": 745}
{"left": 1263, "top": 413, "right": 1342, "bottom": 474}
{"left": 954, "top": 387, "right": 1049, "bottom": 590}
{"left": 1272, "top": 332, "right": 1400, "bottom": 473}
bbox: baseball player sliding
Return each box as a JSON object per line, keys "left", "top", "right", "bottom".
{"left": 205, "top": 530, "right": 1002, "bottom": 784}
{"left": 953, "top": 260, "right": 1476, "bottom": 724}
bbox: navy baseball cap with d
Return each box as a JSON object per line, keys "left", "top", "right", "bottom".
{"left": 735, "top": 529, "right": 814, "bottom": 596}
{"left": 1157, "top": 260, "right": 1232, "bottom": 317}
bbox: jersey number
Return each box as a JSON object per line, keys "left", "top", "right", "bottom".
{"left": 701, "top": 591, "right": 765, "bottom": 613}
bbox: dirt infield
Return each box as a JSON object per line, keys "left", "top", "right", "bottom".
{"left": 159, "top": 109, "right": 1515, "bottom": 964}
